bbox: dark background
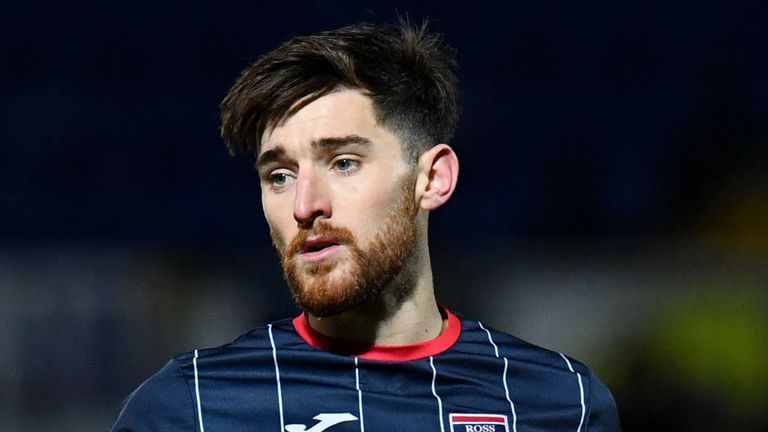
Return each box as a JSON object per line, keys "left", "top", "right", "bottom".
{"left": 2, "top": 1, "right": 767, "bottom": 431}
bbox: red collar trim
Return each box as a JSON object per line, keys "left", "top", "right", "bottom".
{"left": 292, "top": 308, "right": 461, "bottom": 362}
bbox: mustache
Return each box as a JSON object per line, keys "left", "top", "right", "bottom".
{"left": 284, "top": 222, "right": 357, "bottom": 259}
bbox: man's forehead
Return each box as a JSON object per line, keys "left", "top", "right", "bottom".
{"left": 259, "top": 90, "right": 379, "bottom": 152}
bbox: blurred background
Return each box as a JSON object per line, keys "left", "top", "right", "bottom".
{"left": 2, "top": 1, "right": 767, "bottom": 431}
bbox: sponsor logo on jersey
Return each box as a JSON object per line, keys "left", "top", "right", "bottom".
{"left": 285, "top": 413, "right": 358, "bottom": 432}
{"left": 449, "top": 413, "right": 509, "bottom": 432}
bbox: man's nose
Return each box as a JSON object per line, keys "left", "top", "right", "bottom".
{"left": 293, "top": 169, "right": 332, "bottom": 228}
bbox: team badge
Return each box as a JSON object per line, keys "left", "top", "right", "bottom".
{"left": 449, "top": 413, "right": 509, "bottom": 432}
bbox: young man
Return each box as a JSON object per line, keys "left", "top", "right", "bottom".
{"left": 113, "top": 20, "right": 621, "bottom": 432}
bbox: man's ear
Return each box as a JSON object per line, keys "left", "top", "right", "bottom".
{"left": 415, "top": 144, "right": 459, "bottom": 211}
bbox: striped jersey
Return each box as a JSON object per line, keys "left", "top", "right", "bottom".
{"left": 113, "top": 309, "right": 621, "bottom": 432}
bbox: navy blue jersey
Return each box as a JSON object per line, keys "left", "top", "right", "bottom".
{"left": 113, "top": 309, "right": 620, "bottom": 432}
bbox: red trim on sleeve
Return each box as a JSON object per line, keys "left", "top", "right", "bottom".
{"left": 292, "top": 307, "right": 461, "bottom": 362}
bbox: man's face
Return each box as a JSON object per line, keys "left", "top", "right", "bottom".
{"left": 257, "top": 90, "right": 419, "bottom": 317}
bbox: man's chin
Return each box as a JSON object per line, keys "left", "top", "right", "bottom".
{"left": 294, "top": 289, "right": 359, "bottom": 319}
{"left": 288, "top": 270, "right": 359, "bottom": 316}
{"left": 294, "top": 257, "right": 345, "bottom": 278}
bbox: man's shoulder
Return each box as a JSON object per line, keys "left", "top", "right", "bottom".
{"left": 454, "top": 314, "right": 608, "bottom": 394}
{"left": 112, "top": 318, "right": 300, "bottom": 431}
{"left": 112, "top": 358, "right": 195, "bottom": 431}
{"left": 453, "top": 314, "right": 620, "bottom": 430}
{"left": 173, "top": 317, "right": 299, "bottom": 370}
{"left": 120, "top": 317, "right": 299, "bottom": 396}
{"left": 455, "top": 315, "right": 574, "bottom": 367}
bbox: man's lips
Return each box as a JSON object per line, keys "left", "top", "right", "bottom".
{"left": 298, "top": 237, "right": 344, "bottom": 261}
{"left": 300, "top": 236, "right": 341, "bottom": 253}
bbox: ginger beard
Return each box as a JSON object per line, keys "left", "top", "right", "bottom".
{"left": 272, "top": 175, "right": 419, "bottom": 318}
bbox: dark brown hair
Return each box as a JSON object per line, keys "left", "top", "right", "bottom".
{"left": 220, "top": 19, "right": 459, "bottom": 161}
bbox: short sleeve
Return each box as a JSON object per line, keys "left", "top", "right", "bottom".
{"left": 586, "top": 369, "right": 622, "bottom": 432}
{"left": 112, "top": 359, "right": 197, "bottom": 432}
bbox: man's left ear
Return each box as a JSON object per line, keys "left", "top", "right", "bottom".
{"left": 415, "top": 144, "right": 459, "bottom": 211}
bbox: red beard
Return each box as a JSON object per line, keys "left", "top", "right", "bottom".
{"left": 273, "top": 176, "right": 418, "bottom": 317}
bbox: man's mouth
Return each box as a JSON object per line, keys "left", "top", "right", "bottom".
{"left": 298, "top": 237, "right": 343, "bottom": 261}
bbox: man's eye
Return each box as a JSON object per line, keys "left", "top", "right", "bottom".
{"left": 333, "top": 159, "right": 359, "bottom": 174}
{"left": 270, "top": 172, "right": 294, "bottom": 187}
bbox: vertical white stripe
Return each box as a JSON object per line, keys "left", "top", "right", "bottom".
{"left": 502, "top": 358, "right": 518, "bottom": 432}
{"left": 193, "top": 350, "right": 205, "bottom": 432}
{"left": 354, "top": 357, "right": 365, "bottom": 432}
{"left": 480, "top": 322, "right": 518, "bottom": 432}
{"left": 576, "top": 373, "right": 586, "bottom": 432}
{"left": 559, "top": 353, "right": 586, "bottom": 432}
{"left": 429, "top": 357, "right": 445, "bottom": 432}
{"left": 477, "top": 321, "right": 499, "bottom": 358}
{"left": 269, "top": 324, "right": 285, "bottom": 432}
{"left": 559, "top": 353, "right": 575, "bottom": 373}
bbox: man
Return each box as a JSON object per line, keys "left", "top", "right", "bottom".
{"left": 113, "top": 19, "right": 621, "bottom": 432}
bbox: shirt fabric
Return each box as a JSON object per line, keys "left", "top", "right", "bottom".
{"left": 113, "top": 309, "right": 621, "bottom": 432}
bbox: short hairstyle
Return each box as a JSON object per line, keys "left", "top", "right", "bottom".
{"left": 220, "top": 19, "right": 459, "bottom": 161}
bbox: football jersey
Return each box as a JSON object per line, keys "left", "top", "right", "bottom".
{"left": 112, "top": 309, "right": 620, "bottom": 432}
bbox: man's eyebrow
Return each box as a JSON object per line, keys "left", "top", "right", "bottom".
{"left": 256, "top": 136, "right": 371, "bottom": 169}
{"left": 256, "top": 146, "right": 287, "bottom": 169}
{"left": 311, "top": 135, "right": 372, "bottom": 151}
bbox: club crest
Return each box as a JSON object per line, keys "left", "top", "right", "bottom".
{"left": 449, "top": 413, "right": 509, "bottom": 432}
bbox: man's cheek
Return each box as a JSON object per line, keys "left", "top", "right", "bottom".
{"left": 269, "top": 227, "right": 288, "bottom": 257}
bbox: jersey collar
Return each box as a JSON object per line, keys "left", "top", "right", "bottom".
{"left": 292, "top": 307, "right": 461, "bottom": 362}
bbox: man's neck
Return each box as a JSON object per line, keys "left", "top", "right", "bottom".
{"left": 306, "top": 274, "right": 444, "bottom": 346}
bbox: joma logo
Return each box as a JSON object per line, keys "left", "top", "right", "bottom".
{"left": 285, "top": 413, "right": 358, "bottom": 432}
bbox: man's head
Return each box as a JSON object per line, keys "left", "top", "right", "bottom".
{"left": 220, "top": 19, "right": 459, "bottom": 162}
{"left": 220, "top": 20, "right": 460, "bottom": 318}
